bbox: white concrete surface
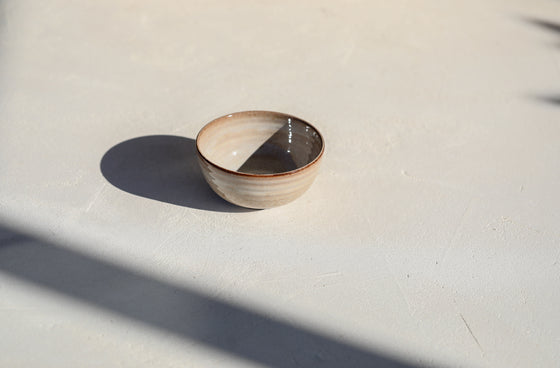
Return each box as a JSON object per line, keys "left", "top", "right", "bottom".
{"left": 1, "top": 0, "right": 559, "bottom": 367}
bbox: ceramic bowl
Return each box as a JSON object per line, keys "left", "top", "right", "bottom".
{"left": 196, "top": 111, "right": 324, "bottom": 209}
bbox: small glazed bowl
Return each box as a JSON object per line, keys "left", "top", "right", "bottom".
{"left": 196, "top": 111, "right": 324, "bottom": 209}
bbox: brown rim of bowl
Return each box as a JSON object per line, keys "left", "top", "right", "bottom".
{"left": 196, "top": 110, "right": 325, "bottom": 178}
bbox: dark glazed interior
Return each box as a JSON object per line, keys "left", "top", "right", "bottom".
{"left": 237, "top": 119, "right": 323, "bottom": 175}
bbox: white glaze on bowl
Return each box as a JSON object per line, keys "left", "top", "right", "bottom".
{"left": 196, "top": 111, "right": 324, "bottom": 209}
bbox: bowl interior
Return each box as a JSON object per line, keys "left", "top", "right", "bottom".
{"left": 197, "top": 112, "right": 323, "bottom": 175}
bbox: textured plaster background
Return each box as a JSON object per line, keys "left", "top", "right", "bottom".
{"left": 0, "top": 0, "right": 559, "bottom": 367}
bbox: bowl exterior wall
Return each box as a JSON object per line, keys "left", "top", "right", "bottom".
{"left": 197, "top": 154, "right": 321, "bottom": 209}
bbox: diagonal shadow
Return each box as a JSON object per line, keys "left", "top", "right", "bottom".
{"left": 527, "top": 18, "right": 560, "bottom": 36}
{"left": 533, "top": 95, "right": 560, "bottom": 106}
{"left": 0, "top": 224, "right": 426, "bottom": 368}
{"left": 525, "top": 17, "right": 560, "bottom": 106}
{"left": 100, "top": 135, "right": 253, "bottom": 212}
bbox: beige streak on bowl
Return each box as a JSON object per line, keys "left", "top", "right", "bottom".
{"left": 196, "top": 111, "right": 324, "bottom": 209}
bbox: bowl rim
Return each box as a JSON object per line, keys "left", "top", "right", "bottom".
{"left": 196, "top": 110, "right": 325, "bottom": 178}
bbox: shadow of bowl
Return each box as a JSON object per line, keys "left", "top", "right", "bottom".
{"left": 100, "top": 135, "right": 254, "bottom": 213}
